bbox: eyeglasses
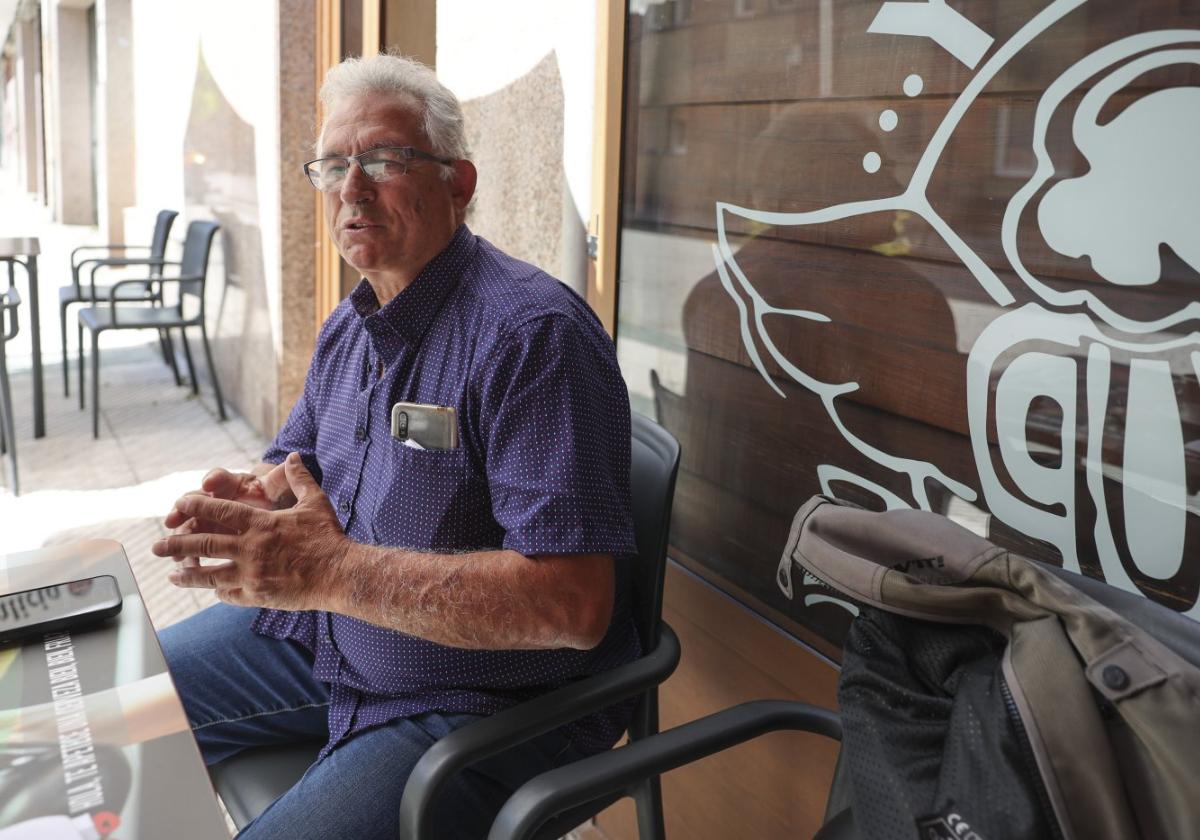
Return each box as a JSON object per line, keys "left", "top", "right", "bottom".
{"left": 303, "top": 146, "right": 455, "bottom": 192}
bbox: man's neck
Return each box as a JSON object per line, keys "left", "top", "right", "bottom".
{"left": 365, "top": 273, "right": 417, "bottom": 307}
{"left": 361, "top": 224, "right": 462, "bottom": 306}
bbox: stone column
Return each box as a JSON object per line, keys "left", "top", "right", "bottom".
{"left": 94, "top": 0, "right": 135, "bottom": 242}
{"left": 13, "top": 5, "right": 45, "bottom": 198}
{"left": 276, "top": 0, "right": 318, "bottom": 421}
{"left": 41, "top": 0, "right": 97, "bottom": 225}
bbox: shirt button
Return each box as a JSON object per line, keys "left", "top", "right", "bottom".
{"left": 355, "top": 426, "right": 367, "bottom": 442}
{"left": 339, "top": 500, "right": 350, "bottom": 514}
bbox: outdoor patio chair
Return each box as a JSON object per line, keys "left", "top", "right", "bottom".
{"left": 211, "top": 412, "right": 683, "bottom": 840}
{"left": 0, "top": 279, "right": 21, "bottom": 495}
{"left": 77, "top": 219, "right": 226, "bottom": 439}
{"left": 60, "top": 209, "right": 180, "bottom": 396}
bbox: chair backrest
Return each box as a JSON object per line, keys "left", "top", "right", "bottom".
{"left": 628, "top": 412, "right": 681, "bottom": 652}
{"left": 149, "top": 209, "right": 179, "bottom": 270}
{"left": 177, "top": 220, "right": 221, "bottom": 301}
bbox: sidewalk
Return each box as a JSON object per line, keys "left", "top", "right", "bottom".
{"left": 0, "top": 173, "right": 267, "bottom": 631}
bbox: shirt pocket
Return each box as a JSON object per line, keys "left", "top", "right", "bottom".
{"left": 369, "top": 440, "right": 495, "bottom": 550}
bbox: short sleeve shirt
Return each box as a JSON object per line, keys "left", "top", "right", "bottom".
{"left": 253, "top": 225, "right": 640, "bottom": 757}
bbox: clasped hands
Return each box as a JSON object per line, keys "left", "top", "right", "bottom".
{"left": 152, "top": 452, "right": 349, "bottom": 611}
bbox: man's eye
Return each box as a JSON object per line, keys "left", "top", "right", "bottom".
{"left": 324, "top": 164, "right": 348, "bottom": 179}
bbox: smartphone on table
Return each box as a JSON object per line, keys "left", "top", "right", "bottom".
{"left": 0, "top": 575, "right": 123, "bottom": 646}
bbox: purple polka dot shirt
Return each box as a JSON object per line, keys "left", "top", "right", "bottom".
{"left": 254, "top": 225, "right": 640, "bottom": 758}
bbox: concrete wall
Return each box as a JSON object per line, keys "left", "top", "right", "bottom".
{"left": 12, "top": 10, "right": 44, "bottom": 197}
{"left": 41, "top": 0, "right": 96, "bottom": 225}
{"left": 93, "top": 0, "right": 134, "bottom": 242}
{"left": 276, "top": 0, "right": 317, "bottom": 427}
{"left": 122, "top": 0, "right": 315, "bottom": 440}
{"left": 436, "top": 1, "right": 596, "bottom": 295}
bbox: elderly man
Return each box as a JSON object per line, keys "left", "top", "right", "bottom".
{"left": 154, "top": 54, "right": 638, "bottom": 839}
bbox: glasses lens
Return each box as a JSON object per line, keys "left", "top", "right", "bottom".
{"left": 362, "top": 149, "right": 414, "bottom": 182}
{"left": 307, "top": 148, "right": 421, "bottom": 190}
{"left": 308, "top": 159, "right": 348, "bottom": 191}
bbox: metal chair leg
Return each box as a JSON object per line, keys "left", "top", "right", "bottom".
{"left": 0, "top": 341, "right": 5, "bottom": 457}
{"left": 0, "top": 339, "right": 17, "bottom": 495}
{"left": 199, "top": 324, "right": 227, "bottom": 421}
{"left": 78, "top": 320, "right": 85, "bottom": 410}
{"left": 630, "top": 691, "right": 667, "bottom": 840}
{"left": 60, "top": 300, "right": 70, "bottom": 397}
{"left": 91, "top": 330, "right": 101, "bottom": 439}
{"left": 179, "top": 330, "right": 199, "bottom": 396}
{"left": 161, "top": 328, "right": 182, "bottom": 386}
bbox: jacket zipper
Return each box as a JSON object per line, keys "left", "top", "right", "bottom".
{"left": 1000, "top": 675, "right": 1065, "bottom": 840}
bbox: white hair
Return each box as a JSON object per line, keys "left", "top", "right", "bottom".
{"left": 318, "top": 52, "right": 469, "bottom": 173}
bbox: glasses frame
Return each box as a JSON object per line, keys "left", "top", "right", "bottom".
{"left": 303, "top": 146, "right": 455, "bottom": 192}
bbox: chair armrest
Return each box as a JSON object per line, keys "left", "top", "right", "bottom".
{"left": 73, "top": 256, "right": 165, "bottom": 290}
{"left": 398, "top": 623, "right": 681, "bottom": 840}
{"left": 82, "top": 256, "right": 167, "bottom": 269}
{"left": 104, "top": 278, "right": 163, "bottom": 325}
{"left": 1, "top": 287, "right": 20, "bottom": 340}
{"left": 70, "top": 243, "right": 149, "bottom": 261}
{"left": 487, "top": 699, "right": 842, "bottom": 840}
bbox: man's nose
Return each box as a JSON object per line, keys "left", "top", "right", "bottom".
{"left": 338, "top": 160, "right": 375, "bottom": 203}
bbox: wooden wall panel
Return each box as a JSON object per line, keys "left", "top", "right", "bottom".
{"left": 596, "top": 562, "right": 841, "bottom": 840}
{"left": 630, "top": 0, "right": 1200, "bottom": 104}
{"left": 626, "top": 90, "right": 1198, "bottom": 293}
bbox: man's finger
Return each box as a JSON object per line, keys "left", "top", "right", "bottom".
{"left": 201, "top": 468, "right": 244, "bottom": 499}
{"left": 152, "top": 532, "right": 241, "bottom": 561}
{"left": 172, "top": 494, "right": 261, "bottom": 533}
{"left": 283, "top": 452, "right": 322, "bottom": 503}
{"left": 168, "top": 561, "right": 238, "bottom": 590}
{"left": 162, "top": 516, "right": 237, "bottom": 566}
{"left": 258, "top": 462, "right": 296, "bottom": 508}
{"left": 166, "top": 516, "right": 199, "bottom": 563}
{"left": 164, "top": 490, "right": 217, "bottom": 529}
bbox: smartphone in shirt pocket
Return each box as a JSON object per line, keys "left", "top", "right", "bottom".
{"left": 391, "top": 402, "right": 459, "bottom": 451}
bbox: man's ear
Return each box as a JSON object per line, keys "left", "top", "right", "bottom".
{"left": 450, "top": 159, "right": 478, "bottom": 217}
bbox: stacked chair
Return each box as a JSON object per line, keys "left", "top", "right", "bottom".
{"left": 60, "top": 209, "right": 180, "bottom": 396}
{"left": 77, "top": 220, "right": 226, "bottom": 439}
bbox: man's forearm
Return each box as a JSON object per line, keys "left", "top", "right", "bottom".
{"left": 324, "top": 543, "right": 615, "bottom": 651}
{"left": 160, "top": 455, "right": 615, "bottom": 651}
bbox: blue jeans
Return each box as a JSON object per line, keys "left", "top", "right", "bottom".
{"left": 159, "top": 604, "right": 585, "bottom": 839}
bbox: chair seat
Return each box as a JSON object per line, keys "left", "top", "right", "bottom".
{"left": 210, "top": 742, "right": 323, "bottom": 829}
{"left": 79, "top": 304, "right": 188, "bottom": 331}
{"left": 60, "top": 282, "right": 154, "bottom": 305}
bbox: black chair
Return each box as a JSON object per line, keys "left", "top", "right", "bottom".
{"left": 0, "top": 282, "right": 21, "bottom": 496}
{"left": 211, "top": 412, "right": 683, "bottom": 840}
{"left": 77, "top": 220, "right": 226, "bottom": 439}
{"left": 61, "top": 209, "right": 180, "bottom": 396}
{"left": 489, "top": 701, "right": 845, "bottom": 840}
{"left": 486, "top": 562, "right": 1200, "bottom": 840}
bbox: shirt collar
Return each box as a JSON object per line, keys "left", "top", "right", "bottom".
{"left": 350, "top": 224, "right": 476, "bottom": 364}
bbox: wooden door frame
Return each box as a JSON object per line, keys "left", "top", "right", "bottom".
{"left": 313, "top": 0, "right": 382, "bottom": 335}
{"left": 313, "top": 0, "right": 341, "bottom": 335}
{"left": 589, "top": 0, "right": 627, "bottom": 337}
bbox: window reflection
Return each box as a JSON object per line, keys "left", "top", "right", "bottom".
{"left": 618, "top": 0, "right": 1200, "bottom": 650}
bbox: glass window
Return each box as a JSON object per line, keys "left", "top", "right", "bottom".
{"left": 618, "top": 0, "right": 1200, "bottom": 653}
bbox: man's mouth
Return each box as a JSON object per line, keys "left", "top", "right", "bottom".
{"left": 344, "top": 220, "right": 381, "bottom": 230}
